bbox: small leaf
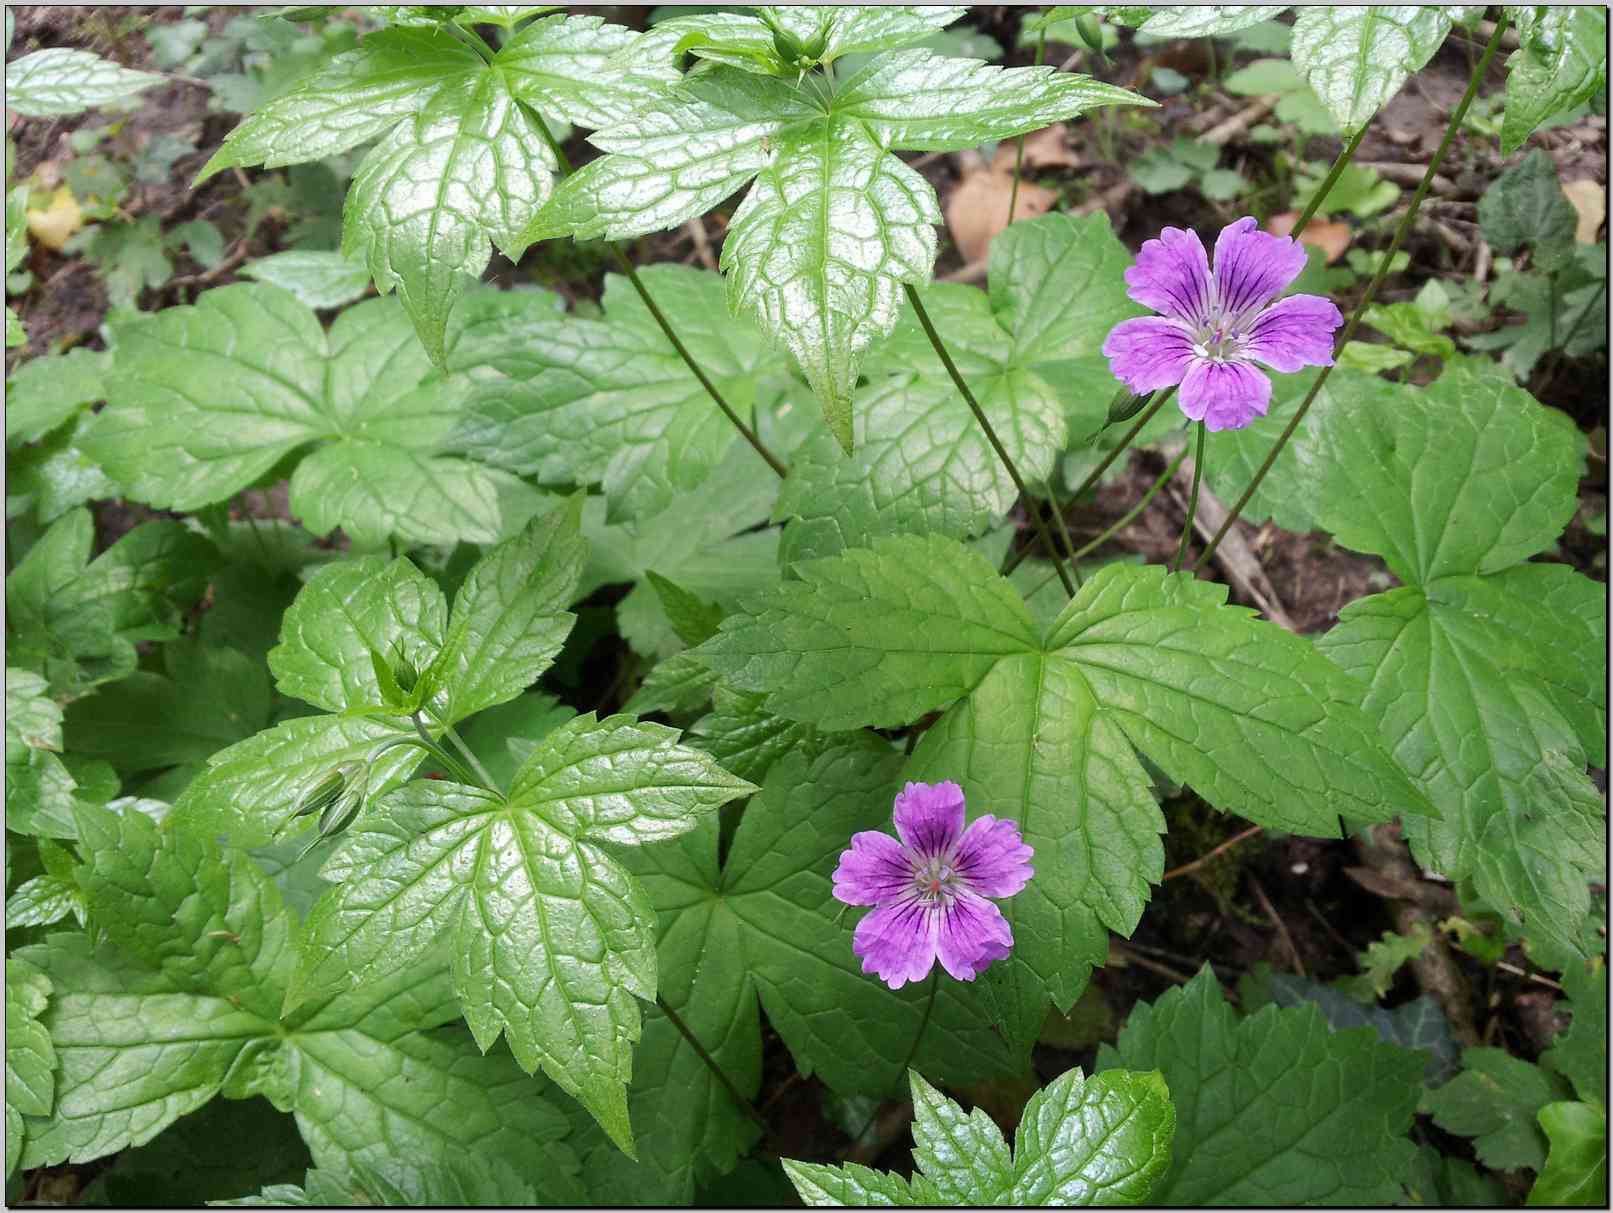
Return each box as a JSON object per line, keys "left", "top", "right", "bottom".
{"left": 240, "top": 251, "right": 372, "bottom": 310}
{"left": 4, "top": 47, "right": 163, "bottom": 116}
{"left": 1424, "top": 1047, "right": 1571, "bottom": 1172}
{"left": 6, "top": 957, "right": 55, "bottom": 1176}
{"left": 1502, "top": 7, "right": 1608, "bottom": 154}
{"left": 1529, "top": 1102, "right": 1608, "bottom": 1207}
{"left": 1291, "top": 6, "right": 1454, "bottom": 135}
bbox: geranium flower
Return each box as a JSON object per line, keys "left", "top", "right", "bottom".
{"left": 1102, "top": 216, "right": 1343, "bottom": 431}
{"left": 832, "top": 781, "right": 1033, "bottom": 990}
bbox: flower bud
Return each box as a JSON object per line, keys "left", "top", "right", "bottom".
{"left": 1107, "top": 387, "right": 1150, "bottom": 424}
{"left": 1074, "top": 12, "right": 1107, "bottom": 56}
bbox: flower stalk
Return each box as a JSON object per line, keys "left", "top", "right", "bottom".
{"left": 1193, "top": 16, "right": 1511, "bottom": 571}
{"left": 1172, "top": 422, "right": 1206, "bottom": 573}
{"left": 903, "top": 283, "right": 1080, "bottom": 594}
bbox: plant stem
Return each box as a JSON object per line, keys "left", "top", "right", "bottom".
{"left": 656, "top": 995, "right": 769, "bottom": 1134}
{"left": 527, "top": 110, "right": 789, "bottom": 480}
{"left": 1171, "top": 423, "right": 1206, "bottom": 572}
{"left": 614, "top": 249, "right": 789, "bottom": 479}
{"left": 444, "top": 722, "right": 501, "bottom": 793}
{"left": 1066, "top": 386, "right": 1176, "bottom": 505}
{"left": 410, "top": 714, "right": 487, "bottom": 789}
{"left": 1291, "top": 124, "right": 1367, "bottom": 237}
{"left": 849, "top": 968, "right": 939, "bottom": 1150}
{"left": 443, "top": 19, "right": 497, "bottom": 63}
{"left": 1193, "top": 16, "right": 1510, "bottom": 573}
{"left": 1006, "top": 22, "right": 1048, "bottom": 228}
{"left": 903, "top": 283, "right": 1077, "bottom": 593}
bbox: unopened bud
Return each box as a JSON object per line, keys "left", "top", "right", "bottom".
{"left": 1074, "top": 12, "right": 1107, "bottom": 57}
{"left": 1107, "top": 387, "right": 1150, "bottom": 424}
{"left": 292, "top": 767, "right": 347, "bottom": 820}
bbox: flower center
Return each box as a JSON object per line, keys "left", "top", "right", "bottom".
{"left": 911, "top": 853, "right": 959, "bottom": 904}
{"left": 1191, "top": 319, "right": 1247, "bottom": 363}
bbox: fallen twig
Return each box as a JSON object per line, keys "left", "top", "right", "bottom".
{"left": 1162, "top": 824, "right": 1264, "bottom": 882}
{"left": 1249, "top": 875, "right": 1307, "bottom": 977}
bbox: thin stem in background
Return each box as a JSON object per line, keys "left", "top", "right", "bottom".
{"left": 1291, "top": 125, "right": 1367, "bottom": 235}
{"left": 1006, "top": 20, "right": 1048, "bottom": 227}
{"left": 848, "top": 967, "right": 940, "bottom": 1152}
{"left": 1075, "top": 444, "right": 1191, "bottom": 563}
{"left": 528, "top": 105, "right": 789, "bottom": 480}
{"left": 903, "top": 283, "right": 1078, "bottom": 594}
{"left": 656, "top": 995, "right": 769, "bottom": 1135}
{"left": 1171, "top": 422, "right": 1206, "bottom": 573}
{"left": 1064, "top": 386, "right": 1176, "bottom": 506}
{"left": 1193, "top": 16, "right": 1511, "bottom": 572}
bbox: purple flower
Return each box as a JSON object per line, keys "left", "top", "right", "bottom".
{"left": 832, "top": 781, "right": 1033, "bottom": 990}
{"left": 1102, "top": 216, "right": 1344, "bottom": 431}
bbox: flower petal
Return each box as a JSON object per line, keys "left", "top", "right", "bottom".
{"left": 953, "top": 815, "right": 1034, "bottom": 899}
{"left": 1125, "top": 225, "right": 1214, "bottom": 324}
{"left": 1244, "top": 294, "right": 1342, "bottom": 372}
{"left": 892, "top": 781, "right": 965, "bottom": 858}
{"left": 1178, "top": 358, "right": 1272, "bottom": 432}
{"left": 1102, "top": 316, "right": 1196, "bottom": 394}
{"left": 852, "top": 896, "right": 939, "bottom": 990}
{"left": 1213, "top": 216, "right": 1308, "bottom": 318}
{"left": 832, "top": 830, "right": 914, "bottom": 907}
{"left": 935, "top": 891, "right": 1013, "bottom": 982}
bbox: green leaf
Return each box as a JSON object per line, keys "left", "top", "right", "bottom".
{"left": 6, "top": 874, "right": 84, "bottom": 929}
{"left": 269, "top": 554, "right": 449, "bottom": 715}
{"left": 170, "top": 713, "right": 423, "bottom": 850}
{"left": 6, "top": 957, "right": 55, "bottom": 1176}
{"left": 1290, "top": 6, "right": 1455, "bottom": 135}
{"left": 1530, "top": 1102, "right": 1608, "bottom": 1206}
{"left": 1503, "top": 6, "right": 1609, "bottom": 154}
{"left": 1340, "top": 922, "right": 1431, "bottom": 1001}
{"left": 1134, "top": 5, "right": 1279, "bottom": 37}
{"left": 786, "top": 1067, "right": 1174, "bottom": 1205}
{"left": 688, "top": 686, "right": 836, "bottom": 786}
{"left": 6, "top": 666, "right": 62, "bottom": 762}
{"left": 1424, "top": 1047, "right": 1572, "bottom": 1172}
{"left": 429, "top": 495, "right": 585, "bottom": 723}
{"left": 1047, "top": 563, "right": 1435, "bottom": 835}
{"left": 63, "top": 640, "right": 271, "bottom": 776}
{"left": 220, "top": 1154, "right": 574, "bottom": 1207}
{"left": 4, "top": 47, "right": 163, "bottom": 116}
{"left": 202, "top": 20, "right": 674, "bottom": 359}
{"left": 1543, "top": 960, "right": 1608, "bottom": 1110}
{"left": 80, "top": 285, "right": 540, "bottom": 547}
{"left": 6, "top": 508, "right": 217, "bottom": 700}
{"left": 7, "top": 411, "right": 121, "bottom": 525}
{"left": 1097, "top": 966, "right": 1424, "bottom": 1203}
{"left": 524, "top": 56, "right": 1144, "bottom": 447}
{"left": 699, "top": 533, "right": 1039, "bottom": 731}
{"left": 1477, "top": 148, "right": 1578, "bottom": 261}
{"left": 4, "top": 347, "right": 108, "bottom": 445}
{"left": 454, "top": 266, "right": 796, "bottom": 522}
{"left": 290, "top": 714, "right": 754, "bottom": 1154}
{"left": 580, "top": 441, "right": 785, "bottom": 660}
{"left": 1402, "top": 1142, "right": 1510, "bottom": 1206}
{"left": 777, "top": 213, "right": 1141, "bottom": 561}
{"left": 240, "top": 251, "right": 373, "bottom": 311}
{"left": 1317, "top": 365, "right": 1584, "bottom": 583}
{"left": 666, "top": 6, "right": 970, "bottom": 77}
{"left": 16, "top": 805, "right": 578, "bottom": 1188}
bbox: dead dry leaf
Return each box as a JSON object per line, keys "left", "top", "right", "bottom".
{"left": 1562, "top": 178, "right": 1606, "bottom": 244}
{"left": 1266, "top": 210, "right": 1351, "bottom": 263}
{"left": 946, "top": 169, "right": 1055, "bottom": 262}
{"left": 26, "top": 185, "right": 82, "bottom": 251}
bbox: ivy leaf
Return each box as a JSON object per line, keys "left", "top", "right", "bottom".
{"left": 699, "top": 533, "right": 1039, "bottom": 731}
{"left": 4, "top": 47, "right": 163, "bottom": 116}
{"left": 1423, "top": 1047, "right": 1572, "bottom": 1172}
{"left": 6, "top": 957, "right": 55, "bottom": 1177}
{"left": 1290, "top": 6, "right": 1455, "bottom": 135}
{"left": 785, "top": 1067, "right": 1175, "bottom": 1205}
{"left": 289, "top": 714, "right": 755, "bottom": 1155}
{"left": 16, "top": 804, "right": 579, "bottom": 1191}
{"left": 523, "top": 30, "right": 1145, "bottom": 448}
{"left": 1314, "top": 365, "right": 1605, "bottom": 963}
{"left": 79, "top": 285, "right": 542, "bottom": 548}
{"left": 199, "top": 20, "right": 674, "bottom": 360}
{"left": 1502, "top": 6, "right": 1609, "bottom": 154}
{"left": 454, "top": 266, "right": 797, "bottom": 522}
{"left": 776, "top": 213, "right": 1141, "bottom": 561}
{"left": 1530, "top": 1102, "right": 1608, "bottom": 1207}
{"left": 1097, "top": 966, "right": 1424, "bottom": 1203}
